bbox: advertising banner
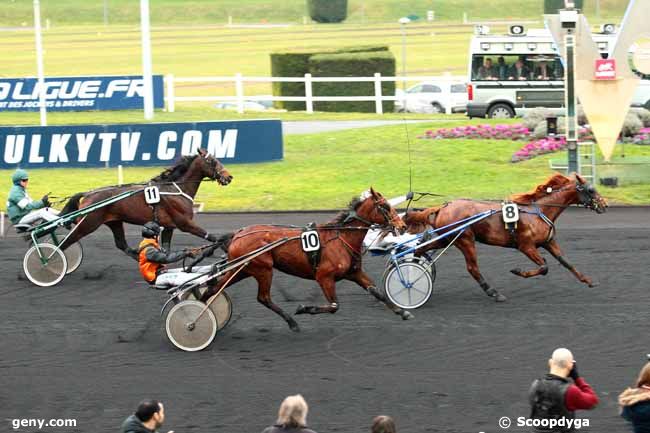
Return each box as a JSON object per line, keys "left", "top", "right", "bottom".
{"left": 0, "top": 120, "right": 283, "bottom": 168}
{"left": 0, "top": 75, "right": 164, "bottom": 111}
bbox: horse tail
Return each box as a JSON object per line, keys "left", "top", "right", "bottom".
{"left": 60, "top": 193, "right": 84, "bottom": 216}
{"left": 404, "top": 206, "right": 442, "bottom": 234}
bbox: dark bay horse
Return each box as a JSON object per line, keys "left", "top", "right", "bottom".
{"left": 201, "top": 188, "right": 411, "bottom": 332}
{"left": 403, "top": 173, "right": 607, "bottom": 302}
{"left": 59, "top": 148, "right": 233, "bottom": 258}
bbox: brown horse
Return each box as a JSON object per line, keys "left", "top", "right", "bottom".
{"left": 201, "top": 188, "right": 411, "bottom": 332}
{"left": 403, "top": 173, "right": 607, "bottom": 302}
{"left": 59, "top": 148, "right": 233, "bottom": 258}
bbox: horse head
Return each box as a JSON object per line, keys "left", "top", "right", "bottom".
{"left": 573, "top": 173, "right": 607, "bottom": 213}
{"left": 196, "top": 148, "right": 233, "bottom": 186}
{"left": 356, "top": 188, "right": 406, "bottom": 234}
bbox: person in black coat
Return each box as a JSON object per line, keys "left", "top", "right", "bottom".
{"left": 620, "top": 362, "right": 650, "bottom": 433}
{"left": 121, "top": 400, "right": 171, "bottom": 433}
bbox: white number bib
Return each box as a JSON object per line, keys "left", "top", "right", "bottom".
{"left": 502, "top": 203, "right": 519, "bottom": 224}
{"left": 300, "top": 230, "right": 320, "bottom": 252}
{"left": 144, "top": 186, "right": 161, "bottom": 204}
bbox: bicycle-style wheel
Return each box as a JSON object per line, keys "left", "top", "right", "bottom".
{"left": 23, "top": 243, "right": 68, "bottom": 287}
{"left": 383, "top": 261, "right": 433, "bottom": 309}
{"left": 164, "top": 300, "right": 217, "bottom": 352}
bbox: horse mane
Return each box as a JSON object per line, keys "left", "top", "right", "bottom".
{"left": 510, "top": 173, "right": 573, "bottom": 204}
{"left": 151, "top": 155, "right": 197, "bottom": 182}
{"left": 324, "top": 196, "right": 363, "bottom": 226}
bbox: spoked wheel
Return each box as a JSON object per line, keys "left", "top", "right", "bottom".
{"left": 183, "top": 289, "right": 233, "bottom": 331}
{"left": 383, "top": 260, "right": 433, "bottom": 309}
{"left": 62, "top": 242, "right": 83, "bottom": 274}
{"left": 23, "top": 243, "right": 68, "bottom": 287}
{"left": 165, "top": 300, "right": 217, "bottom": 352}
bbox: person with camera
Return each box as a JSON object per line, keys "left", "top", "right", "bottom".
{"left": 619, "top": 360, "right": 650, "bottom": 432}
{"left": 6, "top": 169, "right": 59, "bottom": 225}
{"left": 528, "top": 348, "right": 599, "bottom": 432}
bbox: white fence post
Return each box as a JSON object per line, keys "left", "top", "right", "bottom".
{"left": 235, "top": 73, "right": 244, "bottom": 114}
{"left": 374, "top": 73, "right": 383, "bottom": 114}
{"left": 0, "top": 211, "right": 5, "bottom": 238}
{"left": 166, "top": 73, "right": 175, "bottom": 112}
{"left": 304, "top": 73, "right": 314, "bottom": 114}
{"left": 117, "top": 165, "right": 124, "bottom": 185}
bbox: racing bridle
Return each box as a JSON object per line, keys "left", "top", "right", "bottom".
{"left": 200, "top": 152, "right": 232, "bottom": 186}
{"left": 542, "top": 178, "right": 607, "bottom": 213}
{"left": 343, "top": 194, "right": 405, "bottom": 235}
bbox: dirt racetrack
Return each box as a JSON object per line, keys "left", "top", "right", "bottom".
{"left": 1, "top": 207, "right": 649, "bottom": 433}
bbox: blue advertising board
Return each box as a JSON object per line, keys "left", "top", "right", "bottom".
{"left": 0, "top": 120, "right": 283, "bottom": 168}
{"left": 0, "top": 75, "right": 164, "bottom": 111}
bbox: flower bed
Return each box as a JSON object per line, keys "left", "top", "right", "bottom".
{"left": 420, "top": 124, "right": 531, "bottom": 141}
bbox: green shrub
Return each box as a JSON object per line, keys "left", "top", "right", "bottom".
{"left": 544, "top": 0, "right": 583, "bottom": 14}
{"left": 270, "top": 52, "right": 313, "bottom": 110}
{"left": 307, "top": 0, "right": 348, "bottom": 23}
{"left": 334, "top": 45, "right": 389, "bottom": 54}
{"left": 309, "top": 51, "right": 396, "bottom": 112}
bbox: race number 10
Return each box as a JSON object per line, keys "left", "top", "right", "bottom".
{"left": 301, "top": 230, "right": 320, "bottom": 252}
{"left": 502, "top": 203, "right": 519, "bottom": 224}
{"left": 144, "top": 186, "right": 161, "bottom": 204}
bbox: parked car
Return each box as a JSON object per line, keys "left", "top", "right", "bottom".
{"left": 214, "top": 101, "right": 267, "bottom": 111}
{"left": 395, "top": 81, "right": 468, "bottom": 114}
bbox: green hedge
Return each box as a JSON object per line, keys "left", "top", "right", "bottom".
{"left": 544, "top": 0, "right": 583, "bottom": 14}
{"left": 307, "top": 0, "right": 348, "bottom": 23}
{"left": 309, "top": 51, "right": 396, "bottom": 113}
{"left": 270, "top": 52, "right": 313, "bottom": 111}
{"left": 270, "top": 46, "right": 390, "bottom": 111}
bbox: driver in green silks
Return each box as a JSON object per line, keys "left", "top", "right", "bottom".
{"left": 6, "top": 169, "right": 60, "bottom": 225}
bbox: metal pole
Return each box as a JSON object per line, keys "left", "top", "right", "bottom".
{"left": 140, "top": 0, "right": 154, "bottom": 120}
{"left": 399, "top": 18, "right": 409, "bottom": 109}
{"left": 103, "top": 0, "right": 109, "bottom": 26}
{"left": 565, "top": 33, "right": 578, "bottom": 173}
{"left": 33, "top": 0, "right": 47, "bottom": 126}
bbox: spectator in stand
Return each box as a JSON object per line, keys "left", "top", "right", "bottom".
{"left": 528, "top": 348, "right": 599, "bottom": 432}
{"left": 535, "top": 61, "right": 555, "bottom": 80}
{"left": 496, "top": 56, "right": 509, "bottom": 80}
{"left": 509, "top": 59, "right": 530, "bottom": 81}
{"left": 121, "top": 400, "right": 173, "bottom": 433}
{"left": 619, "top": 361, "right": 650, "bottom": 432}
{"left": 478, "top": 58, "right": 498, "bottom": 80}
{"left": 371, "top": 415, "right": 396, "bottom": 433}
{"left": 262, "top": 394, "right": 317, "bottom": 433}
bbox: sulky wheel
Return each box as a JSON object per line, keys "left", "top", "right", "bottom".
{"left": 383, "top": 260, "right": 433, "bottom": 309}
{"left": 182, "top": 289, "right": 233, "bottom": 331}
{"left": 165, "top": 300, "right": 217, "bottom": 352}
{"left": 23, "top": 243, "right": 68, "bottom": 287}
{"left": 62, "top": 242, "right": 83, "bottom": 274}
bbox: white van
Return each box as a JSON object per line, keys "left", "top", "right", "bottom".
{"left": 466, "top": 26, "right": 650, "bottom": 118}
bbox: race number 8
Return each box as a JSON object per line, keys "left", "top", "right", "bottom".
{"left": 502, "top": 203, "right": 519, "bottom": 224}
{"left": 301, "top": 230, "right": 320, "bottom": 252}
{"left": 144, "top": 186, "right": 161, "bottom": 204}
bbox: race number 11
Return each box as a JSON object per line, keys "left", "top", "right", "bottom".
{"left": 502, "top": 203, "right": 519, "bottom": 224}
{"left": 144, "top": 186, "right": 161, "bottom": 204}
{"left": 301, "top": 230, "right": 320, "bottom": 252}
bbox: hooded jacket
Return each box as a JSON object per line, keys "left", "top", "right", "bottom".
{"left": 121, "top": 415, "right": 156, "bottom": 433}
{"left": 620, "top": 386, "right": 650, "bottom": 433}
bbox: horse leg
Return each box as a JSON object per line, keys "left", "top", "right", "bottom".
{"left": 172, "top": 216, "right": 218, "bottom": 242}
{"left": 344, "top": 269, "right": 414, "bottom": 320}
{"left": 510, "top": 245, "right": 548, "bottom": 278}
{"left": 59, "top": 215, "right": 104, "bottom": 251}
{"left": 295, "top": 275, "right": 340, "bottom": 315}
{"left": 105, "top": 221, "right": 138, "bottom": 259}
{"left": 456, "top": 237, "right": 507, "bottom": 302}
{"left": 542, "top": 239, "right": 597, "bottom": 287}
{"left": 253, "top": 268, "right": 300, "bottom": 332}
{"left": 160, "top": 228, "right": 173, "bottom": 251}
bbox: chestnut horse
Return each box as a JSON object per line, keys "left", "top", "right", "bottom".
{"left": 59, "top": 148, "right": 233, "bottom": 258}
{"left": 403, "top": 173, "right": 607, "bottom": 302}
{"left": 201, "top": 188, "right": 410, "bottom": 332}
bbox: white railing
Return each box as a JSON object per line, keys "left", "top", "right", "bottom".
{"left": 164, "top": 73, "right": 465, "bottom": 115}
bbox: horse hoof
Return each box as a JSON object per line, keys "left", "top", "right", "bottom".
{"left": 510, "top": 268, "right": 521, "bottom": 275}
{"left": 587, "top": 281, "right": 598, "bottom": 288}
{"left": 494, "top": 293, "right": 508, "bottom": 302}
{"left": 289, "top": 322, "right": 301, "bottom": 333}
{"left": 401, "top": 311, "right": 415, "bottom": 320}
{"left": 295, "top": 305, "right": 306, "bottom": 315}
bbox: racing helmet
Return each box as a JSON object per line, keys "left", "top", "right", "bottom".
{"left": 12, "top": 169, "right": 29, "bottom": 185}
{"left": 142, "top": 221, "right": 161, "bottom": 239}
